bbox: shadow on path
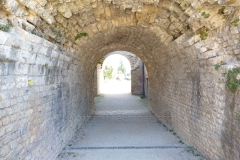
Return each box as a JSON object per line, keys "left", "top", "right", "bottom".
{"left": 57, "top": 92, "right": 204, "bottom": 160}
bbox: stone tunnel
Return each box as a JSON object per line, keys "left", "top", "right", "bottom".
{"left": 0, "top": 0, "right": 240, "bottom": 159}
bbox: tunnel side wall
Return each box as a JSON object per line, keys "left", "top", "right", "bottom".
{"left": 0, "top": 30, "right": 93, "bottom": 159}
{"left": 149, "top": 28, "right": 240, "bottom": 160}
{"left": 131, "top": 61, "right": 144, "bottom": 95}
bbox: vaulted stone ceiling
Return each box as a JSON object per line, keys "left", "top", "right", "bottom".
{"left": 2, "top": 0, "right": 240, "bottom": 45}
{"left": 2, "top": 0, "right": 240, "bottom": 85}
{"left": 1, "top": 0, "right": 239, "bottom": 77}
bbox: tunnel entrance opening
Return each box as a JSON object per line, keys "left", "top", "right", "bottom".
{"left": 99, "top": 54, "right": 132, "bottom": 94}
{"left": 93, "top": 50, "right": 150, "bottom": 117}
{"left": 94, "top": 51, "right": 149, "bottom": 97}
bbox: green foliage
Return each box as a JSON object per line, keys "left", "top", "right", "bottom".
{"left": 198, "top": 7, "right": 203, "bottom": 11}
{"left": 97, "top": 94, "right": 104, "bottom": 98}
{"left": 214, "top": 61, "right": 227, "bottom": 70}
{"left": 199, "top": 29, "right": 208, "bottom": 40}
{"left": 117, "top": 59, "right": 126, "bottom": 75}
{"left": 185, "top": 146, "right": 195, "bottom": 155}
{"left": 201, "top": 12, "right": 210, "bottom": 18}
{"left": 139, "top": 97, "right": 148, "bottom": 105}
{"left": 67, "top": 152, "right": 75, "bottom": 156}
{"left": 184, "top": 146, "right": 204, "bottom": 158}
{"left": 232, "top": 18, "right": 239, "bottom": 27}
{"left": 218, "top": 7, "right": 225, "bottom": 14}
{"left": 179, "top": 140, "right": 184, "bottom": 144}
{"left": 28, "top": 80, "right": 34, "bottom": 85}
{"left": 103, "top": 65, "right": 114, "bottom": 79}
{"left": 195, "top": 154, "right": 201, "bottom": 157}
{"left": 226, "top": 67, "right": 240, "bottom": 92}
{"left": 32, "top": 29, "right": 45, "bottom": 39}
{"left": 0, "top": 24, "right": 11, "bottom": 32}
{"left": 98, "top": 59, "right": 104, "bottom": 64}
{"left": 75, "top": 33, "right": 88, "bottom": 40}
{"left": 45, "top": 63, "right": 48, "bottom": 68}
{"left": 50, "top": 27, "right": 62, "bottom": 41}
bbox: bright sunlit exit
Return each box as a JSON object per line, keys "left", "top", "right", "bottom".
{"left": 100, "top": 54, "right": 131, "bottom": 94}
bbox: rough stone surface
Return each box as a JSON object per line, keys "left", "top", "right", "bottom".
{"left": 131, "top": 58, "right": 145, "bottom": 95}
{"left": 0, "top": 30, "right": 93, "bottom": 160}
{"left": 0, "top": 0, "right": 240, "bottom": 160}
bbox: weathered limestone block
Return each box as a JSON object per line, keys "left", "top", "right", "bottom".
{"left": 182, "top": 35, "right": 201, "bottom": 47}
{"left": 8, "top": 63, "right": 28, "bottom": 75}
{"left": 55, "top": 13, "right": 65, "bottom": 24}
{"left": 218, "top": 0, "right": 240, "bottom": 6}
{"left": 169, "top": 2, "right": 184, "bottom": 14}
{"left": 16, "top": 0, "right": 55, "bottom": 24}
{"left": 104, "top": 5, "right": 112, "bottom": 19}
{"left": 45, "top": 2, "right": 58, "bottom": 16}
{"left": 35, "top": 0, "right": 47, "bottom": 7}
{"left": 68, "top": 2, "right": 80, "bottom": 15}
{"left": 25, "top": 12, "right": 42, "bottom": 26}
{"left": 58, "top": 4, "right": 72, "bottom": 18}
{"left": 104, "top": 0, "right": 112, "bottom": 4}
{"left": 150, "top": 25, "right": 170, "bottom": 42}
{"left": 0, "top": 75, "right": 16, "bottom": 90}
{"left": 200, "top": 49, "right": 218, "bottom": 59}
{"left": 180, "top": 0, "right": 192, "bottom": 10}
{"left": 0, "top": 46, "right": 18, "bottom": 62}
{"left": 144, "top": 0, "right": 159, "bottom": 5}
{"left": 15, "top": 76, "right": 28, "bottom": 88}
{"left": 4, "top": 0, "right": 19, "bottom": 13}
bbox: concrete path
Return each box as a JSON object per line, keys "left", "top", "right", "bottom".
{"left": 57, "top": 81, "right": 205, "bottom": 160}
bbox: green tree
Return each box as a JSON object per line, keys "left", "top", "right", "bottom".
{"left": 117, "top": 59, "right": 126, "bottom": 75}
{"left": 103, "top": 65, "right": 114, "bottom": 79}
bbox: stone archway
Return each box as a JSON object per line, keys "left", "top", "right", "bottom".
{"left": 94, "top": 51, "right": 148, "bottom": 96}
{"left": 0, "top": 0, "right": 240, "bottom": 159}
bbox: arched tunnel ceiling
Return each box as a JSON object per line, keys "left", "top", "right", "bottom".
{"left": 81, "top": 26, "right": 164, "bottom": 78}
{"left": 2, "top": 0, "right": 240, "bottom": 44}
{"left": 1, "top": 0, "right": 240, "bottom": 78}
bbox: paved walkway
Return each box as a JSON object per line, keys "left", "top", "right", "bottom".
{"left": 57, "top": 81, "right": 204, "bottom": 160}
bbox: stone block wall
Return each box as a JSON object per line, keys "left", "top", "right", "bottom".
{"left": 148, "top": 26, "right": 240, "bottom": 160}
{"left": 0, "top": 30, "right": 93, "bottom": 160}
{"left": 144, "top": 66, "right": 149, "bottom": 97}
{"left": 131, "top": 59, "right": 144, "bottom": 95}
{"left": 93, "top": 64, "right": 102, "bottom": 96}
